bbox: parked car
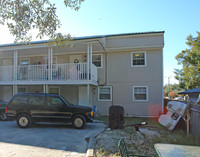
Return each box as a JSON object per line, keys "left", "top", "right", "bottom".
{"left": 6, "top": 93, "right": 93, "bottom": 129}
{"left": 0, "top": 102, "right": 7, "bottom": 121}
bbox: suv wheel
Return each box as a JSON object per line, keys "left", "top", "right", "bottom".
{"left": 72, "top": 115, "right": 86, "bottom": 129}
{"left": 17, "top": 114, "right": 32, "bottom": 128}
{"left": 0, "top": 112, "right": 7, "bottom": 121}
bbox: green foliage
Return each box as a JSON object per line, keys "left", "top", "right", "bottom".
{"left": 175, "top": 32, "right": 200, "bottom": 89}
{"left": 164, "top": 84, "right": 184, "bottom": 97}
{"left": 0, "top": 0, "right": 83, "bottom": 44}
{"left": 64, "top": 0, "right": 85, "bottom": 11}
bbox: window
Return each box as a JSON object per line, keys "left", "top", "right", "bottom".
{"left": 49, "top": 87, "right": 60, "bottom": 95}
{"left": 29, "top": 96, "right": 45, "bottom": 106}
{"left": 92, "top": 54, "right": 102, "bottom": 68}
{"left": 131, "top": 52, "right": 146, "bottom": 67}
{"left": 20, "top": 58, "right": 30, "bottom": 66}
{"left": 18, "top": 87, "right": 27, "bottom": 93}
{"left": 10, "top": 95, "right": 28, "bottom": 105}
{"left": 44, "top": 56, "right": 57, "bottom": 64}
{"left": 98, "top": 86, "right": 112, "bottom": 101}
{"left": 133, "top": 86, "right": 148, "bottom": 101}
{"left": 46, "top": 96, "right": 64, "bottom": 106}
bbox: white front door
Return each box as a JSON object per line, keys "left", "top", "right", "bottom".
{"left": 19, "top": 58, "right": 30, "bottom": 80}
{"left": 79, "top": 87, "right": 87, "bottom": 106}
{"left": 79, "top": 86, "right": 92, "bottom": 106}
{"left": 3, "top": 86, "right": 13, "bottom": 102}
{"left": 3, "top": 59, "right": 12, "bottom": 81}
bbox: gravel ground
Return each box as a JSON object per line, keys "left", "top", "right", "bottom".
{"left": 95, "top": 127, "right": 161, "bottom": 157}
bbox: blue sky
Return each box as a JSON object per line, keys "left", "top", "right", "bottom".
{"left": 0, "top": 0, "right": 199, "bottom": 85}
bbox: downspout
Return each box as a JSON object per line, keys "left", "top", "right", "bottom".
{"left": 98, "top": 40, "right": 113, "bottom": 106}
{"left": 97, "top": 40, "right": 107, "bottom": 85}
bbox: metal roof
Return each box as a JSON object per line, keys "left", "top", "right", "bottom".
{"left": 179, "top": 87, "right": 200, "bottom": 94}
{"left": 0, "top": 31, "right": 164, "bottom": 48}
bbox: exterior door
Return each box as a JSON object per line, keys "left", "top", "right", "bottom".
{"left": 3, "top": 59, "right": 12, "bottom": 81}
{"left": 79, "top": 86, "right": 92, "bottom": 106}
{"left": 20, "top": 58, "right": 30, "bottom": 80}
{"left": 44, "top": 96, "right": 71, "bottom": 122}
{"left": 69, "top": 55, "right": 83, "bottom": 79}
{"left": 3, "top": 86, "right": 13, "bottom": 102}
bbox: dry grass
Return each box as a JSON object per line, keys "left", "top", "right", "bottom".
{"left": 95, "top": 117, "right": 200, "bottom": 157}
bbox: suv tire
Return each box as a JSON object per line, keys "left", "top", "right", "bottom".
{"left": 72, "top": 115, "right": 86, "bottom": 129}
{"left": 17, "top": 114, "right": 32, "bottom": 128}
{"left": 0, "top": 112, "right": 7, "bottom": 121}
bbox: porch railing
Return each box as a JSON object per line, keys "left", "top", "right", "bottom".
{"left": 52, "top": 63, "right": 88, "bottom": 80}
{"left": 17, "top": 64, "right": 48, "bottom": 81}
{"left": 0, "top": 62, "right": 97, "bottom": 82}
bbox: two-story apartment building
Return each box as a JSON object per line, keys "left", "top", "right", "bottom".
{"left": 0, "top": 31, "right": 164, "bottom": 117}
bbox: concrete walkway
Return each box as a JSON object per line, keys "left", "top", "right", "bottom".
{"left": 0, "top": 142, "right": 85, "bottom": 157}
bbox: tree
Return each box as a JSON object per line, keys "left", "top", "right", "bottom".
{"left": 174, "top": 32, "right": 200, "bottom": 89}
{"left": 164, "top": 84, "right": 184, "bottom": 97}
{"left": 0, "top": 0, "right": 84, "bottom": 44}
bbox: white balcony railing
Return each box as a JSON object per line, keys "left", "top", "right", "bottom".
{"left": 17, "top": 64, "right": 48, "bottom": 81}
{"left": 52, "top": 63, "right": 88, "bottom": 80}
{"left": 0, "top": 63, "right": 97, "bottom": 83}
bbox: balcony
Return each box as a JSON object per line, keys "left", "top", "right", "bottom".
{"left": 0, "top": 63, "right": 98, "bottom": 85}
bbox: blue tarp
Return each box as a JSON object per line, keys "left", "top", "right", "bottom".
{"left": 179, "top": 87, "right": 200, "bottom": 94}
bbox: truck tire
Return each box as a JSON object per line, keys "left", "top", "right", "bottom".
{"left": 0, "top": 112, "right": 7, "bottom": 121}
{"left": 17, "top": 113, "right": 32, "bottom": 128}
{"left": 72, "top": 115, "right": 86, "bottom": 129}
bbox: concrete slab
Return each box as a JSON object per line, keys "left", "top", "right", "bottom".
{"left": 0, "top": 121, "right": 105, "bottom": 157}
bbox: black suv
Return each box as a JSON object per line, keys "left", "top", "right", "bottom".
{"left": 6, "top": 93, "right": 93, "bottom": 129}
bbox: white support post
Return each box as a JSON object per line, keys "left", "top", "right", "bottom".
{"left": 44, "top": 84, "right": 48, "bottom": 93}
{"left": 43, "top": 84, "right": 46, "bottom": 93}
{"left": 87, "top": 84, "right": 90, "bottom": 106}
{"left": 42, "top": 84, "right": 48, "bottom": 93}
{"left": 48, "top": 47, "right": 51, "bottom": 80}
{"left": 50, "top": 47, "right": 53, "bottom": 80}
{"left": 87, "top": 44, "right": 90, "bottom": 80}
{"left": 90, "top": 44, "right": 93, "bottom": 80}
{"left": 14, "top": 51, "right": 18, "bottom": 81}
{"left": 13, "top": 85, "right": 18, "bottom": 95}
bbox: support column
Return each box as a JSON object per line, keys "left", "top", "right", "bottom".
{"left": 87, "top": 45, "right": 90, "bottom": 80}
{"left": 48, "top": 47, "right": 53, "bottom": 80}
{"left": 13, "top": 51, "right": 18, "bottom": 81}
{"left": 13, "top": 85, "right": 18, "bottom": 95}
{"left": 43, "top": 84, "right": 48, "bottom": 93}
{"left": 46, "top": 84, "right": 48, "bottom": 93}
{"left": 50, "top": 47, "right": 53, "bottom": 80}
{"left": 90, "top": 44, "right": 93, "bottom": 80}
{"left": 43, "top": 84, "right": 46, "bottom": 93}
{"left": 87, "top": 84, "right": 90, "bottom": 106}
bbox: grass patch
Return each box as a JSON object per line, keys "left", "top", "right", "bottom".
{"left": 94, "top": 116, "right": 109, "bottom": 124}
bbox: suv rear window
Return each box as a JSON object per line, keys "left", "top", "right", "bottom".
{"left": 10, "top": 95, "right": 28, "bottom": 105}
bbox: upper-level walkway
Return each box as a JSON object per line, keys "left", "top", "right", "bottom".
{"left": 0, "top": 62, "right": 97, "bottom": 85}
